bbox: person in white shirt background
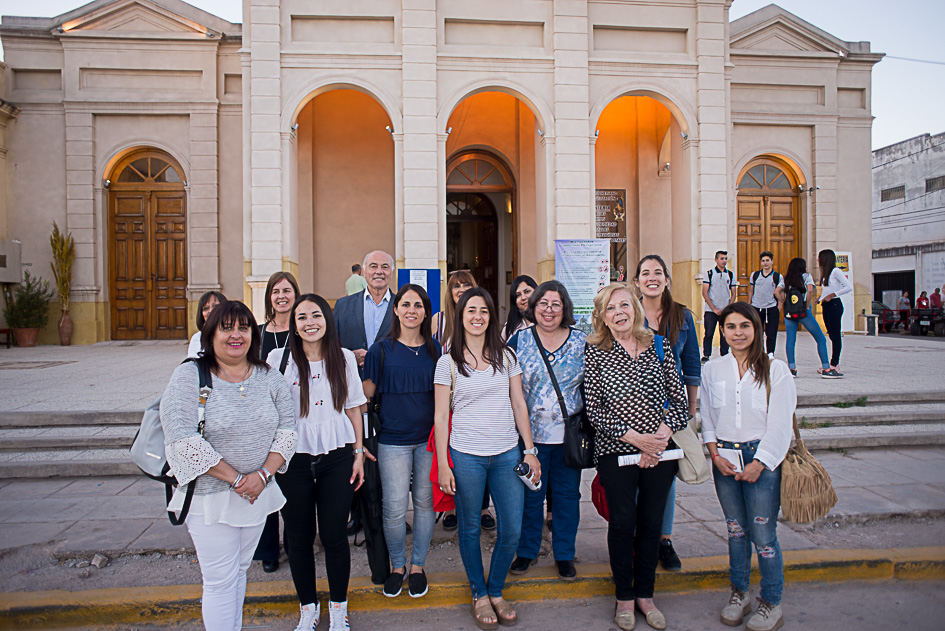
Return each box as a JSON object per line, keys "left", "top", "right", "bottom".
{"left": 187, "top": 291, "right": 226, "bottom": 359}
{"left": 701, "top": 301, "right": 797, "bottom": 631}
{"left": 815, "top": 249, "right": 853, "bottom": 376}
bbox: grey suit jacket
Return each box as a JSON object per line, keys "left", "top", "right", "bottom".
{"left": 334, "top": 288, "right": 394, "bottom": 353}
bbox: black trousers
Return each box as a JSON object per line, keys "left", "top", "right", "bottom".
{"left": 277, "top": 447, "right": 355, "bottom": 604}
{"left": 754, "top": 306, "right": 781, "bottom": 355}
{"left": 703, "top": 311, "right": 729, "bottom": 358}
{"left": 822, "top": 299, "right": 844, "bottom": 367}
{"left": 597, "top": 454, "right": 677, "bottom": 601}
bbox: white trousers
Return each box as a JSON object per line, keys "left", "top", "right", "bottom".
{"left": 186, "top": 517, "right": 266, "bottom": 631}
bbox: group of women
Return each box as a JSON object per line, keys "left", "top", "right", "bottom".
{"left": 163, "top": 248, "right": 811, "bottom": 631}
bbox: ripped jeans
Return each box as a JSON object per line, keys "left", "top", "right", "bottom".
{"left": 713, "top": 439, "right": 783, "bottom": 605}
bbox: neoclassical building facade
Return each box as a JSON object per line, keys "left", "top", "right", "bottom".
{"left": 0, "top": 0, "right": 881, "bottom": 343}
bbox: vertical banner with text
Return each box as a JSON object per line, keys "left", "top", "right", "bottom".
{"left": 834, "top": 252, "right": 854, "bottom": 332}
{"left": 555, "top": 239, "right": 610, "bottom": 334}
{"left": 595, "top": 189, "right": 627, "bottom": 282}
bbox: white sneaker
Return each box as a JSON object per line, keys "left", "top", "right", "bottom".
{"left": 720, "top": 588, "right": 751, "bottom": 626}
{"left": 295, "top": 602, "right": 320, "bottom": 631}
{"left": 746, "top": 599, "right": 783, "bottom": 631}
{"left": 328, "top": 600, "right": 350, "bottom": 631}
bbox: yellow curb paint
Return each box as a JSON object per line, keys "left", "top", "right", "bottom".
{"left": 1, "top": 548, "right": 944, "bottom": 630}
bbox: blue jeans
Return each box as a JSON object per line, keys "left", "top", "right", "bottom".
{"left": 713, "top": 440, "right": 784, "bottom": 605}
{"left": 784, "top": 309, "right": 830, "bottom": 370}
{"left": 378, "top": 442, "right": 435, "bottom": 569}
{"left": 516, "top": 443, "right": 581, "bottom": 561}
{"left": 450, "top": 446, "right": 524, "bottom": 599}
{"left": 661, "top": 478, "right": 676, "bottom": 537}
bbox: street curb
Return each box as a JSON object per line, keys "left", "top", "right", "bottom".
{"left": 2, "top": 547, "right": 943, "bottom": 629}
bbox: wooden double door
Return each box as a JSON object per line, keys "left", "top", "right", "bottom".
{"left": 108, "top": 152, "right": 188, "bottom": 340}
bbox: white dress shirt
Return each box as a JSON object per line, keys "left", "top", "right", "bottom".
{"left": 700, "top": 354, "right": 797, "bottom": 470}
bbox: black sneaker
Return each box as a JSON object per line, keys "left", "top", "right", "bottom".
{"left": 405, "top": 522, "right": 412, "bottom": 535}
{"left": 442, "top": 513, "right": 458, "bottom": 531}
{"left": 509, "top": 556, "right": 535, "bottom": 575}
{"left": 383, "top": 571, "right": 405, "bottom": 597}
{"left": 658, "top": 539, "right": 682, "bottom": 571}
{"left": 480, "top": 513, "right": 497, "bottom": 531}
{"left": 408, "top": 570, "right": 428, "bottom": 598}
{"left": 556, "top": 560, "right": 577, "bottom": 581}
{"left": 821, "top": 368, "right": 843, "bottom": 379}
{"left": 702, "top": 356, "right": 710, "bottom": 364}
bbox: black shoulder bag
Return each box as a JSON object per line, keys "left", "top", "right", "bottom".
{"left": 531, "top": 328, "right": 594, "bottom": 469}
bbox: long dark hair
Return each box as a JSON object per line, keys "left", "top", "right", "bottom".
{"left": 785, "top": 257, "right": 808, "bottom": 292}
{"left": 196, "top": 291, "right": 226, "bottom": 330}
{"left": 525, "top": 280, "right": 575, "bottom": 328}
{"left": 450, "top": 287, "right": 514, "bottom": 377}
{"left": 503, "top": 275, "right": 538, "bottom": 339}
{"left": 719, "top": 301, "right": 770, "bottom": 391}
{"left": 818, "top": 249, "right": 837, "bottom": 287}
{"left": 441, "top": 270, "right": 477, "bottom": 346}
{"left": 286, "top": 294, "right": 348, "bottom": 416}
{"left": 199, "top": 301, "right": 268, "bottom": 374}
{"left": 389, "top": 284, "right": 439, "bottom": 359}
{"left": 263, "top": 271, "right": 300, "bottom": 324}
{"left": 634, "top": 254, "right": 687, "bottom": 346}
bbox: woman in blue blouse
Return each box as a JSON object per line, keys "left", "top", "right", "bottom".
{"left": 507, "top": 281, "right": 586, "bottom": 582}
{"left": 362, "top": 284, "right": 441, "bottom": 599}
{"left": 634, "top": 255, "right": 700, "bottom": 572}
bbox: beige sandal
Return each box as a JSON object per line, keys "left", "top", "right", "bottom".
{"left": 472, "top": 597, "right": 498, "bottom": 630}
{"left": 490, "top": 596, "right": 518, "bottom": 627}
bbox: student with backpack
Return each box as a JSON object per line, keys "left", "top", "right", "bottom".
{"left": 747, "top": 252, "right": 785, "bottom": 356}
{"left": 702, "top": 251, "right": 738, "bottom": 362}
{"left": 782, "top": 258, "right": 833, "bottom": 378}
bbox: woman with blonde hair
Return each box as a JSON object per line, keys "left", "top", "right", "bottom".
{"left": 584, "top": 284, "right": 690, "bottom": 631}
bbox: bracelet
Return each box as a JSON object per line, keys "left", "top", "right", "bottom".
{"left": 230, "top": 472, "right": 243, "bottom": 489}
{"left": 259, "top": 466, "right": 272, "bottom": 481}
{"left": 256, "top": 470, "right": 268, "bottom": 486}
{"left": 711, "top": 454, "right": 721, "bottom": 461}
{"left": 352, "top": 447, "right": 365, "bottom": 455}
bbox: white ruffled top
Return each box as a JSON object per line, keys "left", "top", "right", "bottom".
{"left": 267, "top": 347, "right": 367, "bottom": 456}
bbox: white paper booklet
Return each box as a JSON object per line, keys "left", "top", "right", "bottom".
{"left": 716, "top": 448, "right": 744, "bottom": 473}
{"left": 617, "top": 448, "right": 684, "bottom": 467}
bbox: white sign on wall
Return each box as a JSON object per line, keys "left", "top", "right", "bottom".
{"left": 835, "top": 251, "right": 854, "bottom": 332}
{"left": 555, "top": 239, "right": 610, "bottom": 334}
{"left": 921, "top": 250, "right": 945, "bottom": 293}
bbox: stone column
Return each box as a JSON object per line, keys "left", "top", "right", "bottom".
{"left": 281, "top": 130, "right": 299, "bottom": 280}
{"left": 402, "top": 0, "right": 439, "bottom": 269}
{"left": 393, "top": 131, "right": 405, "bottom": 268}
{"left": 812, "top": 123, "right": 838, "bottom": 253}
{"left": 188, "top": 105, "right": 221, "bottom": 297}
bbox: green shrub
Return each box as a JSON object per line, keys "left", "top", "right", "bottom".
{"left": 2, "top": 271, "right": 54, "bottom": 329}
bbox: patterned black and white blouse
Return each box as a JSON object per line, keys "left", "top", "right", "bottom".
{"left": 584, "top": 336, "right": 689, "bottom": 463}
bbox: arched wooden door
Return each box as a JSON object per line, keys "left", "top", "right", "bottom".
{"left": 107, "top": 150, "right": 188, "bottom": 340}
{"left": 736, "top": 158, "right": 801, "bottom": 302}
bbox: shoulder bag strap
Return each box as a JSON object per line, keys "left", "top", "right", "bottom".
{"left": 531, "top": 327, "right": 569, "bottom": 420}
{"left": 170, "top": 358, "right": 211, "bottom": 526}
{"left": 448, "top": 354, "right": 456, "bottom": 409}
{"left": 279, "top": 345, "right": 290, "bottom": 374}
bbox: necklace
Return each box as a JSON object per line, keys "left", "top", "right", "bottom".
{"left": 400, "top": 340, "right": 422, "bottom": 356}
{"left": 270, "top": 325, "right": 286, "bottom": 350}
{"left": 219, "top": 363, "right": 252, "bottom": 398}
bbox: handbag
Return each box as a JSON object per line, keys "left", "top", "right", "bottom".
{"left": 780, "top": 412, "right": 838, "bottom": 523}
{"left": 428, "top": 355, "right": 456, "bottom": 512}
{"left": 531, "top": 327, "right": 594, "bottom": 469}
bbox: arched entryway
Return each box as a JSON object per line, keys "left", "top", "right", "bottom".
{"left": 446, "top": 151, "right": 514, "bottom": 306}
{"left": 735, "top": 157, "right": 802, "bottom": 301}
{"left": 107, "top": 149, "right": 188, "bottom": 340}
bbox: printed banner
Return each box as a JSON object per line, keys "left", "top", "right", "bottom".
{"left": 555, "top": 239, "right": 610, "bottom": 334}
{"left": 834, "top": 252, "right": 854, "bottom": 332}
{"left": 595, "top": 189, "right": 628, "bottom": 281}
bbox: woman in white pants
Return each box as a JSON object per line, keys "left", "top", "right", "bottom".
{"left": 162, "top": 300, "right": 297, "bottom": 631}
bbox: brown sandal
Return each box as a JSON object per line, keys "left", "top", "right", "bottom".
{"left": 472, "top": 597, "right": 498, "bottom": 630}
{"left": 490, "top": 596, "right": 518, "bottom": 627}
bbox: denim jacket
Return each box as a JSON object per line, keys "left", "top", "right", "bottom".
{"left": 645, "top": 308, "right": 701, "bottom": 387}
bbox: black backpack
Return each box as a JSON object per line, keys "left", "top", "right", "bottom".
{"left": 750, "top": 270, "right": 781, "bottom": 287}
{"left": 783, "top": 283, "right": 807, "bottom": 320}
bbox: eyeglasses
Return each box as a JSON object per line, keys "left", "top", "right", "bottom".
{"left": 536, "top": 301, "right": 563, "bottom": 312}
{"left": 448, "top": 269, "right": 472, "bottom": 276}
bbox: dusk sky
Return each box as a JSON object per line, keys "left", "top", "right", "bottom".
{"left": 1, "top": 0, "right": 942, "bottom": 150}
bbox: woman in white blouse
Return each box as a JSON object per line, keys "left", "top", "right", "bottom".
{"left": 816, "top": 249, "right": 853, "bottom": 376}
{"left": 701, "top": 301, "right": 797, "bottom": 631}
{"left": 161, "top": 300, "right": 297, "bottom": 631}
{"left": 267, "top": 294, "right": 369, "bottom": 631}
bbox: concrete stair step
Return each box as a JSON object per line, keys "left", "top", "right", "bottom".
{"left": 794, "top": 410, "right": 945, "bottom": 427}
{"left": 796, "top": 390, "right": 945, "bottom": 407}
{"left": 0, "top": 411, "right": 141, "bottom": 429}
{"left": 0, "top": 435, "right": 133, "bottom": 451}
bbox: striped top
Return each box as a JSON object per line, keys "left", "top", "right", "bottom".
{"left": 434, "top": 350, "right": 522, "bottom": 456}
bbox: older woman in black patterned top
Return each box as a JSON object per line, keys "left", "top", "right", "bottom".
{"left": 585, "top": 284, "right": 689, "bottom": 631}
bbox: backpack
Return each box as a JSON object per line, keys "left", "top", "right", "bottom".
{"left": 130, "top": 358, "right": 211, "bottom": 526}
{"left": 783, "top": 283, "right": 808, "bottom": 321}
{"left": 707, "top": 267, "right": 734, "bottom": 287}
{"left": 750, "top": 270, "right": 781, "bottom": 287}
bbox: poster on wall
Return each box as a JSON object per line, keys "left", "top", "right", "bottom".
{"left": 595, "top": 189, "right": 627, "bottom": 282}
{"left": 921, "top": 250, "right": 945, "bottom": 294}
{"left": 397, "top": 269, "right": 441, "bottom": 316}
{"left": 834, "top": 252, "right": 854, "bottom": 332}
{"left": 555, "top": 239, "right": 610, "bottom": 334}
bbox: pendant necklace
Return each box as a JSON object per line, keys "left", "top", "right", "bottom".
{"left": 401, "top": 341, "right": 421, "bottom": 356}
{"left": 220, "top": 364, "right": 251, "bottom": 398}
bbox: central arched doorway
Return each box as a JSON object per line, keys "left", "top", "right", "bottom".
{"left": 107, "top": 149, "right": 188, "bottom": 340}
{"left": 735, "top": 157, "right": 802, "bottom": 301}
{"left": 446, "top": 151, "right": 514, "bottom": 305}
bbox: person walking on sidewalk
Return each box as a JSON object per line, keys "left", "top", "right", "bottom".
{"left": 161, "top": 301, "right": 297, "bottom": 631}
{"left": 268, "top": 294, "right": 370, "bottom": 631}
{"left": 782, "top": 258, "right": 832, "bottom": 378}
{"left": 585, "top": 284, "right": 690, "bottom": 631}
{"left": 634, "top": 255, "right": 701, "bottom": 572}
{"left": 433, "top": 287, "right": 541, "bottom": 630}
{"left": 702, "top": 251, "right": 738, "bottom": 362}
{"left": 816, "top": 249, "right": 853, "bottom": 376}
{"left": 701, "top": 301, "right": 796, "bottom": 631}
{"left": 747, "top": 251, "right": 784, "bottom": 356}
{"left": 507, "top": 281, "right": 585, "bottom": 582}
{"left": 362, "top": 284, "right": 441, "bottom": 599}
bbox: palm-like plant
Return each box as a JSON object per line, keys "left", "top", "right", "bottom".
{"left": 49, "top": 221, "right": 75, "bottom": 313}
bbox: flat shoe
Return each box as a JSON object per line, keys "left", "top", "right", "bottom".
{"left": 472, "top": 597, "right": 498, "bottom": 630}
{"left": 645, "top": 609, "right": 666, "bottom": 630}
{"left": 614, "top": 607, "right": 636, "bottom": 630}
{"left": 490, "top": 597, "right": 518, "bottom": 627}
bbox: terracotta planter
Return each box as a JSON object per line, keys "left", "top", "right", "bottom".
{"left": 13, "top": 328, "right": 40, "bottom": 347}
{"left": 58, "top": 311, "right": 74, "bottom": 346}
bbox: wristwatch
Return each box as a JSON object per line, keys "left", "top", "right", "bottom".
{"left": 352, "top": 447, "right": 365, "bottom": 455}
{"left": 522, "top": 447, "right": 538, "bottom": 456}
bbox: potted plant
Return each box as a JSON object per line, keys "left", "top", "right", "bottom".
{"left": 2, "top": 271, "right": 54, "bottom": 347}
{"left": 50, "top": 222, "right": 76, "bottom": 345}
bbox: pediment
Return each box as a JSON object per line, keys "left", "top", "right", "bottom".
{"left": 60, "top": 0, "right": 216, "bottom": 36}
{"left": 731, "top": 5, "right": 849, "bottom": 56}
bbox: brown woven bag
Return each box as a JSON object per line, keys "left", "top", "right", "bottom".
{"left": 780, "top": 413, "right": 838, "bottom": 523}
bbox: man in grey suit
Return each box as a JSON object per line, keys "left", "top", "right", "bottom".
{"left": 333, "top": 250, "right": 395, "bottom": 371}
